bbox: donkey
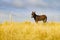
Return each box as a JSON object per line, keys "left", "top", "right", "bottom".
{"left": 31, "top": 11, "right": 47, "bottom": 23}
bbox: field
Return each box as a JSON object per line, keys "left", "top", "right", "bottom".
{"left": 0, "top": 21, "right": 60, "bottom": 40}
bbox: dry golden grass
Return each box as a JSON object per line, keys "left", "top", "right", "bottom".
{"left": 0, "top": 21, "right": 60, "bottom": 40}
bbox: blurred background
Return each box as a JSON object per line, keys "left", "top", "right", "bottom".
{"left": 0, "top": 0, "right": 60, "bottom": 23}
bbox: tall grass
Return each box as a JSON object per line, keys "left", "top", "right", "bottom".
{"left": 0, "top": 21, "right": 60, "bottom": 40}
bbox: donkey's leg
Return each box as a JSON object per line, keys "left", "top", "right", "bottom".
{"left": 35, "top": 20, "right": 38, "bottom": 23}
{"left": 43, "top": 18, "right": 47, "bottom": 23}
{"left": 35, "top": 21, "right": 38, "bottom": 23}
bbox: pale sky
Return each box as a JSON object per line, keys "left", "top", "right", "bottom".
{"left": 0, "top": 0, "right": 60, "bottom": 23}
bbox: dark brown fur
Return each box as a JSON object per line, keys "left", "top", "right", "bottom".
{"left": 31, "top": 12, "right": 47, "bottom": 23}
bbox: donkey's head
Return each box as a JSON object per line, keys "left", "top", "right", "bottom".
{"left": 31, "top": 11, "right": 36, "bottom": 18}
